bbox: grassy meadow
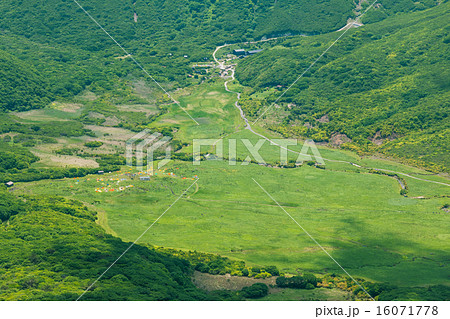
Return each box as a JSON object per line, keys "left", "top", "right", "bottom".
{"left": 19, "top": 156, "right": 449, "bottom": 287}
{"left": 11, "top": 71, "right": 449, "bottom": 292}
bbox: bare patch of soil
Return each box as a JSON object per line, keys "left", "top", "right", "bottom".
{"left": 329, "top": 133, "right": 352, "bottom": 147}
{"left": 371, "top": 131, "right": 384, "bottom": 145}
{"left": 116, "top": 104, "right": 158, "bottom": 115}
{"left": 317, "top": 114, "right": 329, "bottom": 123}
{"left": 192, "top": 271, "right": 276, "bottom": 291}
{"left": 53, "top": 102, "right": 82, "bottom": 113}
{"left": 31, "top": 150, "right": 99, "bottom": 168}
{"left": 102, "top": 116, "right": 121, "bottom": 127}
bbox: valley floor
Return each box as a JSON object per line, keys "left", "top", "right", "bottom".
{"left": 13, "top": 76, "right": 450, "bottom": 293}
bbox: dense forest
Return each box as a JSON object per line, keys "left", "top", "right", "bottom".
{"left": 0, "top": 0, "right": 439, "bottom": 112}
{"left": 236, "top": 2, "right": 449, "bottom": 171}
{"left": 0, "top": 50, "right": 52, "bottom": 112}
{"left": 0, "top": 190, "right": 212, "bottom": 300}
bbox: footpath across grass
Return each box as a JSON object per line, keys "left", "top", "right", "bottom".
{"left": 20, "top": 157, "right": 449, "bottom": 288}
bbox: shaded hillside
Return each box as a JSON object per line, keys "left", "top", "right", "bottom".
{"left": 0, "top": 192, "right": 208, "bottom": 301}
{"left": 236, "top": 3, "right": 450, "bottom": 171}
{"left": 0, "top": 51, "right": 52, "bottom": 111}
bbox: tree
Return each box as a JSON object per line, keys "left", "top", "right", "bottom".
{"left": 276, "top": 276, "right": 288, "bottom": 287}
{"left": 303, "top": 273, "right": 318, "bottom": 287}
{"left": 0, "top": 191, "right": 24, "bottom": 221}
{"left": 241, "top": 283, "right": 269, "bottom": 299}
{"left": 264, "top": 265, "right": 280, "bottom": 276}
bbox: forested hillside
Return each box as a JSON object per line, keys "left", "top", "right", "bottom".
{"left": 236, "top": 2, "right": 449, "bottom": 171}
{"left": 0, "top": 190, "right": 210, "bottom": 300}
{"left": 0, "top": 0, "right": 439, "bottom": 112}
{"left": 0, "top": 51, "right": 52, "bottom": 111}
{"left": 0, "top": 0, "right": 353, "bottom": 111}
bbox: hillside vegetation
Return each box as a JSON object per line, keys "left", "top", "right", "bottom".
{"left": 0, "top": 0, "right": 439, "bottom": 111}
{"left": 0, "top": 190, "right": 211, "bottom": 300}
{"left": 236, "top": 3, "right": 450, "bottom": 171}
{"left": 0, "top": 51, "right": 52, "bottom": 111}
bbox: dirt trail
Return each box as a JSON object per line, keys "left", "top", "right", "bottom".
{"left": 212, "top": 41, "right": 450, "bottom": 187}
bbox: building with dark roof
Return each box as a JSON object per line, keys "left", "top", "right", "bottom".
{"left": 247, "top": 49, "right": 263, "bottom": 55}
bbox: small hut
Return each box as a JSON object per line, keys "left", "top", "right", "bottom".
{"left": 5, "top": 181, "right": 14, "bottom": 188}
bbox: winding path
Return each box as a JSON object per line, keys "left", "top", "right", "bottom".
{"left": 212, "top": 41, "right": 450, "bottom": 187}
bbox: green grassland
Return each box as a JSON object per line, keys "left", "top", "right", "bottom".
{"left": 20, "top": 140, "right": 449, "bottom": 289}
{"left": 10, "top": 65, "right": 449, "bottom": 291}
{"left": 21, "top": 158, "right": 449, "bottom": 287}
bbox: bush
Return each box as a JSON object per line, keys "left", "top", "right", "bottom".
{"left": 264, "top": 265, "right": 280, "bottom": 276}
{"left": 276, "top": 276, "right": 288, "bottom": 287}
{"left": 305, "top": 283, "right": 315, "bottom": 290}
{"left": 254, "top": 272, "right": 271, "bottom": 279}
{"left": 241, "top": 283, "right": 269, "bottom": 299}
{"left": 276, "top": 274, "right": 318, "bottom": 289}
{"left": 0, "top": 191, "right": 25, "bottom": 221}
{"left": 84, "top": 141, "right": 103, "bottom": 148}
{"left": 303, "top": 273, "right": 318, "bottom": 287}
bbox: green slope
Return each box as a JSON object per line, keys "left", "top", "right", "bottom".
{"left": 0, "top": 50, "right": 53, "bottom": 111}
{"left": 0, "top": 0, "right": 439, "bottom": 112}
{"left": 236, "top": 3, "right": 450, "bottom": 171}
{"left": 0, "top": 191, "right": 208, "bottom": 300}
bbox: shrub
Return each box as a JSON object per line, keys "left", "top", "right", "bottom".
{"left": 241, "top": 283, "right": 269, "bottom": 299}
{"left": 264, "top": 265, "right": 280, "bottom": 276}
{"left": 254, "top": 272, "right": 271, "bottom": 279}
{"left": 305, "top": 283, "right": 315, "bottom": 290}
{"left": 0, "top": 191, "right": 25, "bottom": 221}
{"left": 276, "top": 276, "right": 288, "bottom": 287}
{"left": 251, "top": 266, "right": 261, "bottom": 276}
{"left": 84, "top": 141, "right": 103, "bottom": 148}
{"left": 289, "top": 276, "right": 307, "bottom": 289}
{"left": 303, "top": 273, "right": 318, "bottom": 287}
{"left": 276, "top": 274, "right": 318, "bottom": 289}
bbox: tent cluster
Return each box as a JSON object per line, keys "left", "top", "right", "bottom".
{"left": 66, "top": 168, "right": 199, "bottom": 194}
{"left": 94, "top": 176, "right": 133, "bottom": 193}
{"left": 95, "top": 185, "right": 134, "bottom": 193}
